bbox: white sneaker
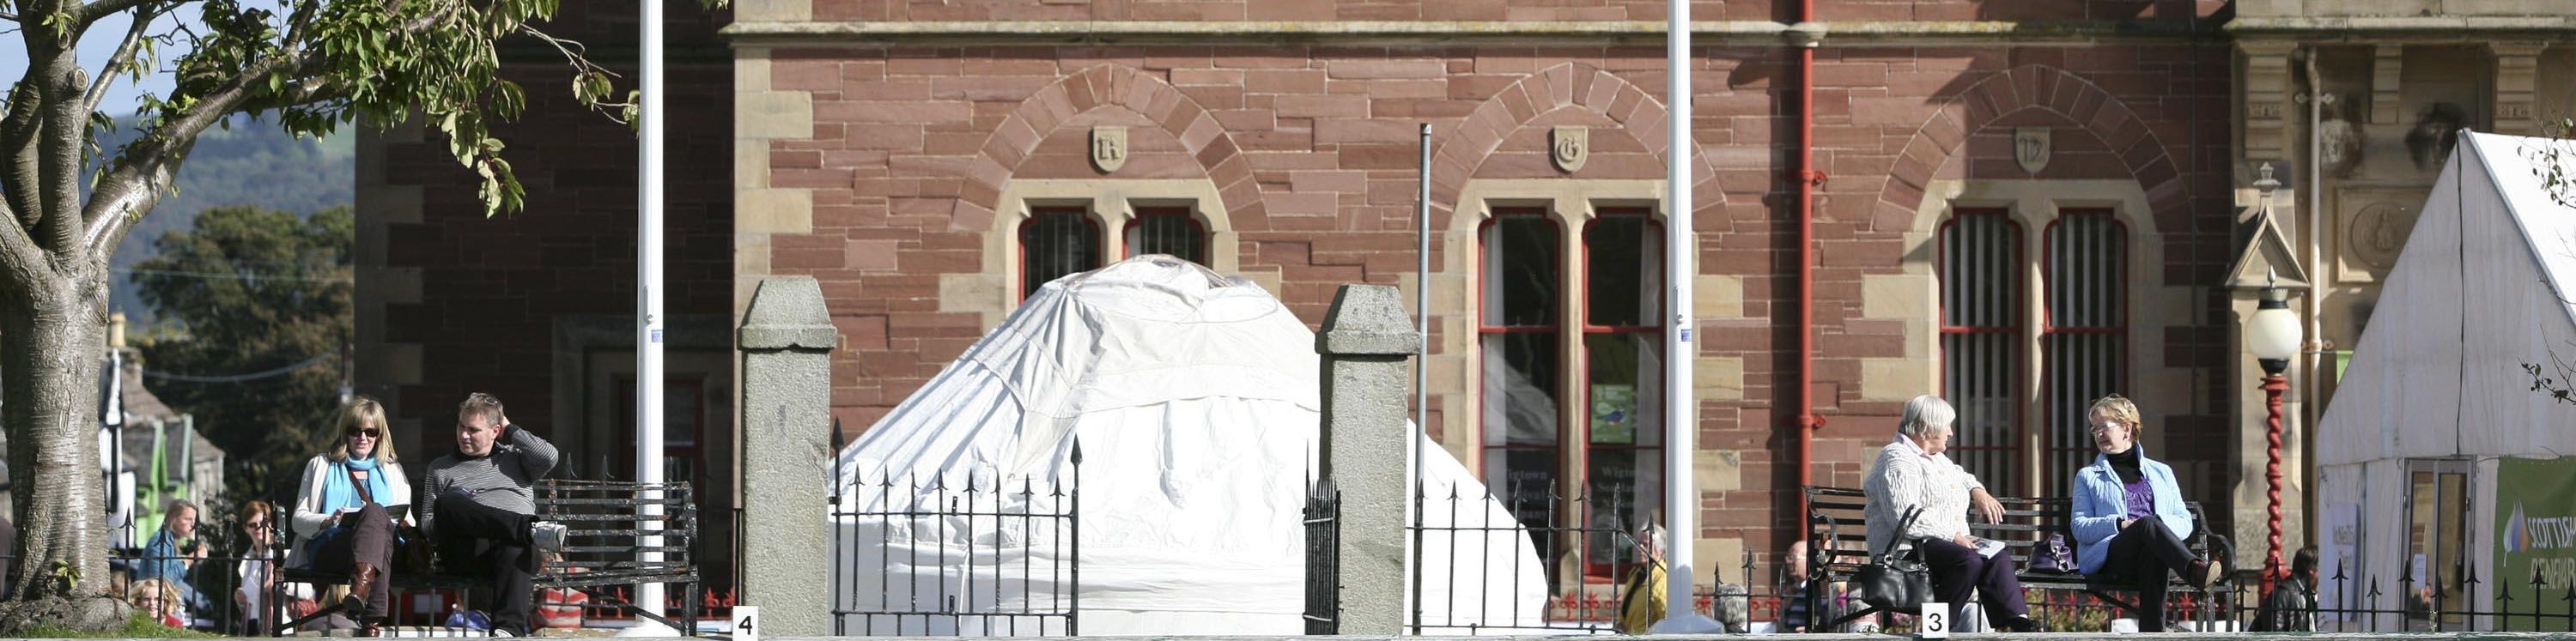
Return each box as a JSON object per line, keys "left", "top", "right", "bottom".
{"left": 532, "top": 521, "right": 568, "bottom": 551}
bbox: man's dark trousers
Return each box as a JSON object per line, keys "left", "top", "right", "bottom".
{"left": 435, "top": 493, "right": 538, "bottom": 634}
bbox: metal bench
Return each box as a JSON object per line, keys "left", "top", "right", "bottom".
{"left": 276, "top": 480, "right": 701, "bottom": 635}
{"left": 1801, "top": 485, "right": 2235, "bottom": 631}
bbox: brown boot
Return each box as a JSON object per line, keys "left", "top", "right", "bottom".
{"left": 344, "top": 562, "right": 380, "bottom": 615}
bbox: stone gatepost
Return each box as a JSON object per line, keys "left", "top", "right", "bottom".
{"left": 737, "top": 276, "right": 838, "bottom": 636}
{"left": 1316, "top": 284, "right": 1421, "bottom": 635}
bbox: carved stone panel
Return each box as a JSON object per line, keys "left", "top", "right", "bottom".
{"left": 1550, "top": 126, "right": 1588, "bottom": 173}
{"left": 2014, "top": 127, "right": 2050, "bottom": 174}
{"left": 2335, "top": 187, "right": 2429, "bottom": 283}
{"left": 1091, "top": 126, "right": 1127, "bottom": 174}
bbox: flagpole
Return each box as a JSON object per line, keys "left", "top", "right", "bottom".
{"left": 1658, "top": 0, "right": 1701, "bottom": 627}
{"left": 635, "top": 0, "right": 669, "bottom": 623}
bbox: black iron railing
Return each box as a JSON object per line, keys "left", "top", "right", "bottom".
{"left": 829, "top": 443, "right": 1081, "bottom": 636}
{"left": 1303, "top": 479, "right": 1341, "bottom": 634}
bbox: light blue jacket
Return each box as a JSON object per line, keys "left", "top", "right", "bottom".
{"left": 2070, "top": 445, "right": 2195, "bottom": 575}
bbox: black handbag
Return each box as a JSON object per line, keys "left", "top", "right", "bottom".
{"left": 1856, "top": 505, "right": 1934, "bottom": 612}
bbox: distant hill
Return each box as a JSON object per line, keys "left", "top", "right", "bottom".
{"left": 97, "top": 114, "right": 355, "bottom": 328}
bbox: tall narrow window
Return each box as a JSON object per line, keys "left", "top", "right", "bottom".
{"left": 1941, "top": 209, "right": 2022, "bottom": 493}
{"left": 1479, "top": 209, "right": 1562, "bottom": 585}
{"left": 2043, "top": 209, "right": 2125, "bottom": 488}
{"left": 1020, "top": 208, "right": 1101, "bottom": 299}
{"left": 1126, "top": 207, "right": 1207, "bottom": 265}
{"left": 1580, "top": 211, "right": 1665, "bottom": 575}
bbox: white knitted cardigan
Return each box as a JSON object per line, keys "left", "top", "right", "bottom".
{"left": 1860, "top": 438, "right": 1984, "bottom": 556}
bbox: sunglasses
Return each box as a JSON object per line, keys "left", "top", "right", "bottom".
{"left": 348, "top": 428, "right": 380, "bottom": 438}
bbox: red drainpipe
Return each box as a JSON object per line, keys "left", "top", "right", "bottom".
{"left": 1794, "top": 1, "right": 1823, "bottom": 530}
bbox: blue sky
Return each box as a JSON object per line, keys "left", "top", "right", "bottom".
{"left": 0, "top": 0, "right": 288, "bottom": 117}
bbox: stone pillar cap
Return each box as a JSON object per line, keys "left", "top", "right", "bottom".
{"left": 1317, "top": 284, "right": 1421, "bottom": 356}
{"left": 739, "top": 276, "right": 840, "bottom": 350}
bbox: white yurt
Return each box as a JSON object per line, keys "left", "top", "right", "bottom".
{"left": 2315, "top": 131, "right": 2576, "bottom": 631}
{"left": 829, "top": 256, "right": 1547, "bottom": 635}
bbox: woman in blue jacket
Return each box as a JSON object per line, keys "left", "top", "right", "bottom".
{"left": 2069, "top": 395, "right": 2222, "bottom": 632}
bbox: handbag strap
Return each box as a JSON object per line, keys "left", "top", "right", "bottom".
{"left": 346, "top": 466, "right": 375, "bottom": 505}
{"left": 1874, "top": 505, "right": 1925, "bottom": 558}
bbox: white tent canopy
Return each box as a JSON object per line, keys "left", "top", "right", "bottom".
{"left": 829, "top": 257, "right": 1546, "bottom": 635}
{"left": 2316, "top": 131, "right": 2576, "bottom": 625}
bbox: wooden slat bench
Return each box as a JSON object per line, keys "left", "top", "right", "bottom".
{"left": 1801, "top": 485, "right": 2235, "bottom": 631}
{"left": 275, "top": 480, "right": 701, "bottom": 636}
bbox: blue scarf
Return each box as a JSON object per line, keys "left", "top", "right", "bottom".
{"left": 321, "top": 455, "right": 397, "bottom": 515}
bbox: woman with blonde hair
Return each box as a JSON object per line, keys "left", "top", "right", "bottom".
{"left": 289, "top": 396, "right": 414, "bottom": 637}
{"left": 2069, "top": 394, "right": 2221, "bottom": 632}
{"left": 131, "top": 577, "right": 187, "bottom": 627}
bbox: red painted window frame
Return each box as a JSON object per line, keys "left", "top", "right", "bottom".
{"left": 1935, "top": 208, "right": 2026, "bottom": 494}
{"left": 1124, "top": 206, "right": 1208, "bottom": 264}
{"left": 2038, "top": 209, "right": 2128, "bottom": 493}
{"left": 1019, "top": 206, "right": 1103, "bottom": 301}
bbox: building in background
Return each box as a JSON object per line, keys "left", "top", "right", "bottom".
{"left": 349, "top": 0, "right": 2576, "bottom": 601}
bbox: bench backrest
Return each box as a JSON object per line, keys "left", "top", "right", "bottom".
{"left": 537, "top": 480, "right": 697, "bottom": 589}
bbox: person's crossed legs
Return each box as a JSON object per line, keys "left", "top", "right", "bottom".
{"left": 434, "top": 493, "right": 563, "bottom": 636}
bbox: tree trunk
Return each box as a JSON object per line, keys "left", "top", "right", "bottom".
{"left": 0, "top": 262, "right": 125, "bottom": 632}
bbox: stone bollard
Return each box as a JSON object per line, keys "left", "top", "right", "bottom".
{"left": 1316, "top": 284, "right": 1422, "bottom": 635}
{"left": 736, "top": 276, "right": 838, "bottom": 636}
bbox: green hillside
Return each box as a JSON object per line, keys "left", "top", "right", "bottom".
{"left": 98, "top": 114, "right": 355, "bottom": 328}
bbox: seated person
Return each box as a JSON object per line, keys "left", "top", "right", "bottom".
{"left": 136, "top": 499, "right": 214, "bottom": 618}
{"left": 131, "top": 578, "right": 188, "bottom": 628}
{"left": 289, "top": 396, "right": 414, "bottom": 637}
{"left": 2069, "top": 395, "right": 2224, "bottom": 633}
{"left": 422, "top": 393, "right": 568, "bottom": 637}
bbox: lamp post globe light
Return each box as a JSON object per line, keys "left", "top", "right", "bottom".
{"left": 2246, "top": 278, "right": 2301, "bottom": 596}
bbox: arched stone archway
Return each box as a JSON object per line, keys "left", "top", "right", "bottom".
{"left": 1874, "top": 64, "right": 2188, "bottom": 233}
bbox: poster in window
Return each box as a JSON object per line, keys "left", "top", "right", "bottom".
{"left": 1590, "top": 384, "right": 1637, "bottom": 444}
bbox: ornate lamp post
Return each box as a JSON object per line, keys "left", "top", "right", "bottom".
{"left": 2245, "top": 275, "right": 2303, "bottom": 596}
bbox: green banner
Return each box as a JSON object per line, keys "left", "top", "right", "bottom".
{"left": 2495, "top": 457, "right": 2576, "bottom": 632}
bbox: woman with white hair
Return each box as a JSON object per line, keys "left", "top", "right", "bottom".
{"left": 1862, "top": 395, "right": 2043, "bottom": 632}
{"left": 1615, "top": 523, "right": 1668, "bottom": 633}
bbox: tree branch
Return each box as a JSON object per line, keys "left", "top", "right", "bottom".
{"left": 70, "top": 0, "right": 171, "bottom": 28}
{"left": 81, "top": 51, "right": 299, "bottom": 256}
{"left": 0, "top": 201, "right": 49, "bottom": 301}
{"left": 3, "top": 45, "right": 64, "bottom": 231}
{"left": 80, "top": 1, "right": 162, "bottom": 117}
{"left": 36, "top": 60, "right": 87, "bottom": 257}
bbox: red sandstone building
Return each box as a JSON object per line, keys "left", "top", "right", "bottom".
{"left": 353, "top": 0, "right": 2576, "bottom": 603}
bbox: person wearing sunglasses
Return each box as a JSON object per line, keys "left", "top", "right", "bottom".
{"left": 289, "top": 396, "right": 414, "bottom": 637}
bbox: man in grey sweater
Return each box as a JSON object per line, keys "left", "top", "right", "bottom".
{"left": 422, "top": 393, "right": 567, "bottom": 636}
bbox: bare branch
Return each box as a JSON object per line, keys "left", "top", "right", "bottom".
{"left": 81, "top": 1, "right": 162, "bottom": 116}
{"left": 69, "top": 0, "right": 178, "bottom": 28}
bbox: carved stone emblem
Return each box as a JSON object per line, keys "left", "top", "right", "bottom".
{"left": 2014, "top": 127, "right": 2050, "bottom": 174}
{"left": 1551, "top": 126, "right": 1588, "bottom": 172}
{"left": 1091, "top": 126, "right": 1127, "bottom": 173}
{"left": 2347, "top": 201, "right": 2418, "bottom": 271}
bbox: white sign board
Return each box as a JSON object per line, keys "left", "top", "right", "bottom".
{"left": 733, "top": 606, "right": 760, "bottom": 641}
{"left": 1918, "top": 602, "right": 1950, "bottom": 638}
